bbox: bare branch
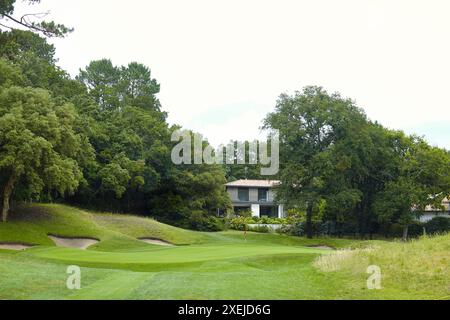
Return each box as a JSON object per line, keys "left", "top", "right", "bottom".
{"left": 20, "top": 11, "right": 50, "bottom": 23}
{"left": 0, "top": 22, "right": 13, "bottom": 31}
{"left": 2, "top": 13, "right": 63, "bottom": 37}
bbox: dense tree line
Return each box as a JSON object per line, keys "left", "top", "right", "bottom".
{"left": 0, "top": 0, "right": 231, "bottom": 227}
{"left": 1, "top": 1, "right": 449, "bottom": 237}
{"left": 264, "top": 87, "right": 450, "bottom": 239}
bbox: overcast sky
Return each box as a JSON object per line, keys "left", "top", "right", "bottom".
{"left": 14, "top": 0, "right": 450, "bottom": 148}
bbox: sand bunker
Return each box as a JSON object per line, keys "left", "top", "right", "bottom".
{"left": 0, "top": 243, "right": 33, "bottom": 251}
{"left": 139, "top": 238, "right": 174, "bottom": 246}
{"left": 48, "top": 235, "right": 99, "bottom": 249}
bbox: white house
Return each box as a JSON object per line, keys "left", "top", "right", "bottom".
{"left": 225, "top": 179, "right": 285, "bottom": 218}
{"left": 419, "top": 197, "right": 450, "bottom": 222}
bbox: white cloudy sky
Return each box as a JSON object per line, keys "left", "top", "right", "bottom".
{"left": 13, "top": 0, "right": 450, "bottom": 148}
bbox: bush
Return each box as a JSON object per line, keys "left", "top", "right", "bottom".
{"left": 226, "top": 215, "right": 288, "bottom": 231}
{"left": 408, "top": 221, "right": 425, "bottom": 237}
{"left": 387, "top": 223, "right": 404, "bottom": 238}
{"left": 424, "top": 217, "right": 450, "bottom": 235}
{"left": 276, "top": 220, "right": 331, "bottom": 237}
{"left": 227, "top": 216, "right": 253, "bottom": 231}
{"left": 287, "top": 221, "right": 305, "bottom": 236}
{"left": 251, "top": 216, "right": 287, "bottom": 225}
{"left": 237, "top": 209, "right": 252, "bottom": 218}
{"left": 188, "top": 210, "right": 225, "bottom": 231}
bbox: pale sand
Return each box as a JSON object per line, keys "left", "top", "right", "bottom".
{"left": 139, "top": 238, "right": 174, "bottom": 246}
{"left": 48, "top": 235, "right": 99, "bottom": 249}
{"left": 0, "top": 243, "right": 33, "bottom": 251}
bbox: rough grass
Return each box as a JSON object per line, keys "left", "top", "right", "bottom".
{"left": 314, "top": 234, "right": 450, "bottom": 299}
{"left": 91, "top": 213, "right": 210, "bottom": 245}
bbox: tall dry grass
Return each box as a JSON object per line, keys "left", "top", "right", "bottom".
{"left": 314, "top": 233, "right": 450, "bottom": 299}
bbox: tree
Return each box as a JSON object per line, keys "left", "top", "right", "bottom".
{"left": 0, "top": 86, "right": 94, "bottom": 222}
{"left": 77, "top": 59, "right": 162, "bottom": 113}
{"left": 264, "top": 86, "right": 369, "bottom": 238}
{"left": 149, "top": 130, "right": 232, "bottom": 226}
{"left": 120, "top": 62, "right": 161, "bottom": 112}
{"left": 0, "top": 0, "right": 72, "bottom": 37}
{"left": 77, "top": 59, "right": 121, "bottom": 110}
{"left": 373, "top": 135, "right": 450, "bottom": 241}
{"left": 0, "top": 29, "right": 85, "bottom": 100}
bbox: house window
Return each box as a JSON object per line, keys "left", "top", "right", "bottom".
{"left": 258, "top": 188, "right": 268, "bottom": 202}
{"left": 238, "top": 188, "right": 249, "bottom": 201}
{"left": 260, "top": 205, "right": 279, "bottom": 218}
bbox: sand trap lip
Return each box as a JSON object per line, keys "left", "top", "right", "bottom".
{"left": 48, "top": 235, "right": 99, "bottom": 250}
{"left": 0, "top": 243, "right": 33, "bottom": 251}
{"left": 138, "top": 238, "right": 174, "bottom": 246}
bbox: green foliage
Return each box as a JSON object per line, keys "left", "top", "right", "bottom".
{"left": 0, "top": 58, "right": 24, "bottom": 86}
{"left": 236, "top": 209, "right": 252, "bottom": 218}
{"left": 77, "top": 59, "right": 161, "bottom": 113}
{"left": 373, "top": 136, "right": 450, "bottom": 239}
{"left": 264, "top": 86, "right": 370, "bottom": 238}
{"left": 227, "top": 216, "right": 253, "bottom": 231}
{"left": 264, "top": 86, "right": 450, "bottom": 239}
{"left": 0, "top": 29, "right": 230, "bottom": 224}
{"left": 227, "top": 215, "right": 288, "bottom": 231}
{"left": 424, "top": 217, "right": 450, "bottom": 235}
{"left": 248, "top": 225, "right": 270, "bottom": 233}
{"left": 185, "top": 210, "right": 225, "bottom": 231}
{"left": 0, "top": 0, "right": 16, "bottom": 15}
{"left": 0, "top": 86, "right": 94, "bottom": 220}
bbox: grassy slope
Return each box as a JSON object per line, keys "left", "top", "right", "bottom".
{"left": 0, "top": 203, "right": 448, "bottom": 300}
{"left": 0, "top": 204, "right": 208, "bottom": 251}
{"left": 315, "top": 233, "right": 450, "bottom": 299}
{"left": 91, "top": 213, "right": 211, "bottom": 245}
{"left": 0, "top": 203, "right": 359, "bottom": 250}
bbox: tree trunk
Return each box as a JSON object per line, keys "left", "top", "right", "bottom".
{"left": 306, "top": 202, "right": 313, "bottom": 239}
{"left": 402, "top": 225, "right": 409, "bottom": 242}
{"left": 1, "top": 173, "right": 17, "bottom": 223}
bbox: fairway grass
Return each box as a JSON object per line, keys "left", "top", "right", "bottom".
{"left": 0, "top": 204, "right": 448, "bottom": 300}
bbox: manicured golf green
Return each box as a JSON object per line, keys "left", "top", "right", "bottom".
{"left": 0, "top": 204, "right": 448, "bottom": 300}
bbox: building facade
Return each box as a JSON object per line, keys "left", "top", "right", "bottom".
{"left": 225, "top": 180, "right": 285, "bottom": 218}
{"left": 420, "top": 197, "right": 450, "bottom": 222}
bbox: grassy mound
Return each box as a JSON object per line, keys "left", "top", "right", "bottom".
{"left": 91, "top": 213, "right": 210, "bottom": 245}
{"left": 0, "top": 204, "right": 208, "bottom": 250}
{"left": 0, "top": 203, "right": 362, "bottom": 250}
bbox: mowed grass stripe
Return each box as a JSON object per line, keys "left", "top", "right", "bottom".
{"left": 68, "top": 272, "right": 155, "bottom": 300}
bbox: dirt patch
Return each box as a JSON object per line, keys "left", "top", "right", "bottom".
{"left": 138, "top": 238, "right": 174, "bottom": 246}
{"left": 8, "top": 204, "right": 53, "bottom": 223}
{"left": 0, "top": 243, "right": 33, "bottom": 251}
{"left": 48, "top": 235, "right": 99, "bottom": 249}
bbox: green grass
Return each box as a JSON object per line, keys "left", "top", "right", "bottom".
{"left": 0, "top": 203, "right": 448, "bottom": 300}
{"left": 0, "top": 203, "right": 208, "bottom": 251}
{"left": 315, "top": 233, "right": 450, "bottom": 299}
